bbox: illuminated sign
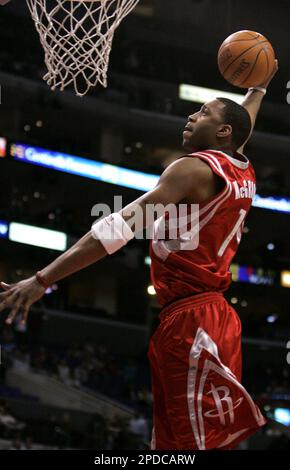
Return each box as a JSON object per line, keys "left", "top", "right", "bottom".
{"left": 9, "top": 142, "right": 290, "bottom": 214}
{"left": 10, "top": 143, "right": 158, "bottom": 192}
{"left": 231, "top": 264, "right": 276, "bottom": 286}
{"left": 0, "top": 137, "right": 7, "bottom": 157}
{"left": 253, "top": 194, "right": 290, "bottom": 214}
{"left": 9, "top": 222, "right": 67, "bottom": 251}
{"left": 179, "top": 84, "right": 244, "bottom": 105}
{"left": 274, "top": 408, "right": 290, "bottom": 426}
{"left": 281, "top": 271, "right": 290, "bottom": 288}
{"left": 0, "top": 220, "right": 8, "bottom": 238}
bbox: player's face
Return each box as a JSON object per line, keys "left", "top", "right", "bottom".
{"left": 182, "top": 100, "right": 225, "bottom": 152}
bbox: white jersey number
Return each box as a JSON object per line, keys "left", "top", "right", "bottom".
{"left": 218, "top": 209, "right": 247, "bottom": 257}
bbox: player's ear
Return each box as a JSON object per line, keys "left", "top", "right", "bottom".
{"left": 216, "top": 124, "right": 232, "bottom": 139}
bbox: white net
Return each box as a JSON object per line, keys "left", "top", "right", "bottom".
{"left": 26, "top": 0, "right": 140, "bottom": 96}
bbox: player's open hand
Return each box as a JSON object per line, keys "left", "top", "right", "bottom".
{"left": 260, "top": 59, "right": 278, "bottom": 88}
{"left": 0, "top": 277, "right": 46, "bottom": 325}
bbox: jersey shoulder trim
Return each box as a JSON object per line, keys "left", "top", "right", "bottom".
{"left": 206, "top": 149, "right": 249, "bottom": 170}
{"left": 189, "top": 151, "right": 230, "bottom": 182}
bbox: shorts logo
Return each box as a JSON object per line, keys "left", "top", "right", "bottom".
{"left": 204, "top": 384, "right": 244, "bottom": 425}
{"left": 187, "top": 328, "right": 266, "bottom": 450}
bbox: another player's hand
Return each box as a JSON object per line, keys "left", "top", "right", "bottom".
{"left": 259, "top": 59, "right": 278, "bottom": 88}
{"left": 0, "top": 277, "right": 46, "bottom": 325}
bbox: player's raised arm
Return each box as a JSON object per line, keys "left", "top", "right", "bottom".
{"left": 0, "top": 157, "right": 215, "bottom": 325}
{"left": 238, "top": 59, "right": 278, "bottom": 153}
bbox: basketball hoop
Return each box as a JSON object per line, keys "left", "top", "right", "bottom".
{"left": 26, "top": 0, "right": 140, "bottom": 96}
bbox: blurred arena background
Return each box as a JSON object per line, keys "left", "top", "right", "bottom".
{"left": 0, "top": 0, "right": 290, "bottom": 450}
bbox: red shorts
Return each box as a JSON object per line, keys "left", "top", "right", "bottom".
{"left": 147, "top": 292, "right": 266, "bottom": 450}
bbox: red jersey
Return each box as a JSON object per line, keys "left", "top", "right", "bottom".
{"left": 150, "top": 149, "right": 256, "bottom": 307}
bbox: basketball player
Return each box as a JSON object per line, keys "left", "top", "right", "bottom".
{"left": 0, "top": 61, "right": 278, "bottom": 450}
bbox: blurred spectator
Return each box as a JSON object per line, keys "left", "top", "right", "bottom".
{"left": 128, "top": 411, "right": 148, "bottom": 442}
{"left": 1, "top": 327, "right": 16, "bottom": 354}
{"left": 73, "top": 362, "right": 88, "bottom": 387}
{"left": 9, "top": 436, "right": 22, "bottom": 450}
{"left": 47, "top": 412, "right": 72, "bottom": 449}
{"left": 31, "top": 347, "right": 49, "bottom": 372}
{"left": 22, "top": 435, "right": 34, "bottom": 450}
{"left": 267, "top": 432, "right": 290, "bottom": 450}
{"left": 12, "top": 348, "right": 30, "bottom": 373}
{"left": 137, "top": 387, "right": 153, "bottom": 407}
{"left": 87, "top": 414, "right": 108, "bottom": 449}
{"left": 0, "top": 404, "right": 25, "bottom": 433}
{"left": 57, "top": 360, "right": 72, "bottom": 386}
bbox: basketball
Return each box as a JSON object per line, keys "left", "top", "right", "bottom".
{"left": 218, "top": 30, "right": 275, "bottom": 88}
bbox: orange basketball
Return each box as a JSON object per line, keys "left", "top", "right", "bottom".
{"left": 218, "top": 30, "right": 275, "bottom": 88}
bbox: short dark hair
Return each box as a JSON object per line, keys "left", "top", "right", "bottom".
{"left": 216, "top": 97, "right": 252, "bottom": 150}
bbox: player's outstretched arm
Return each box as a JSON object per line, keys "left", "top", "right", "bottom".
{"left": 238, "top": 59, "right": 278, "bottom": 153}
{"left": 0, "top": 157, "right": 215, "bottom": 325}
